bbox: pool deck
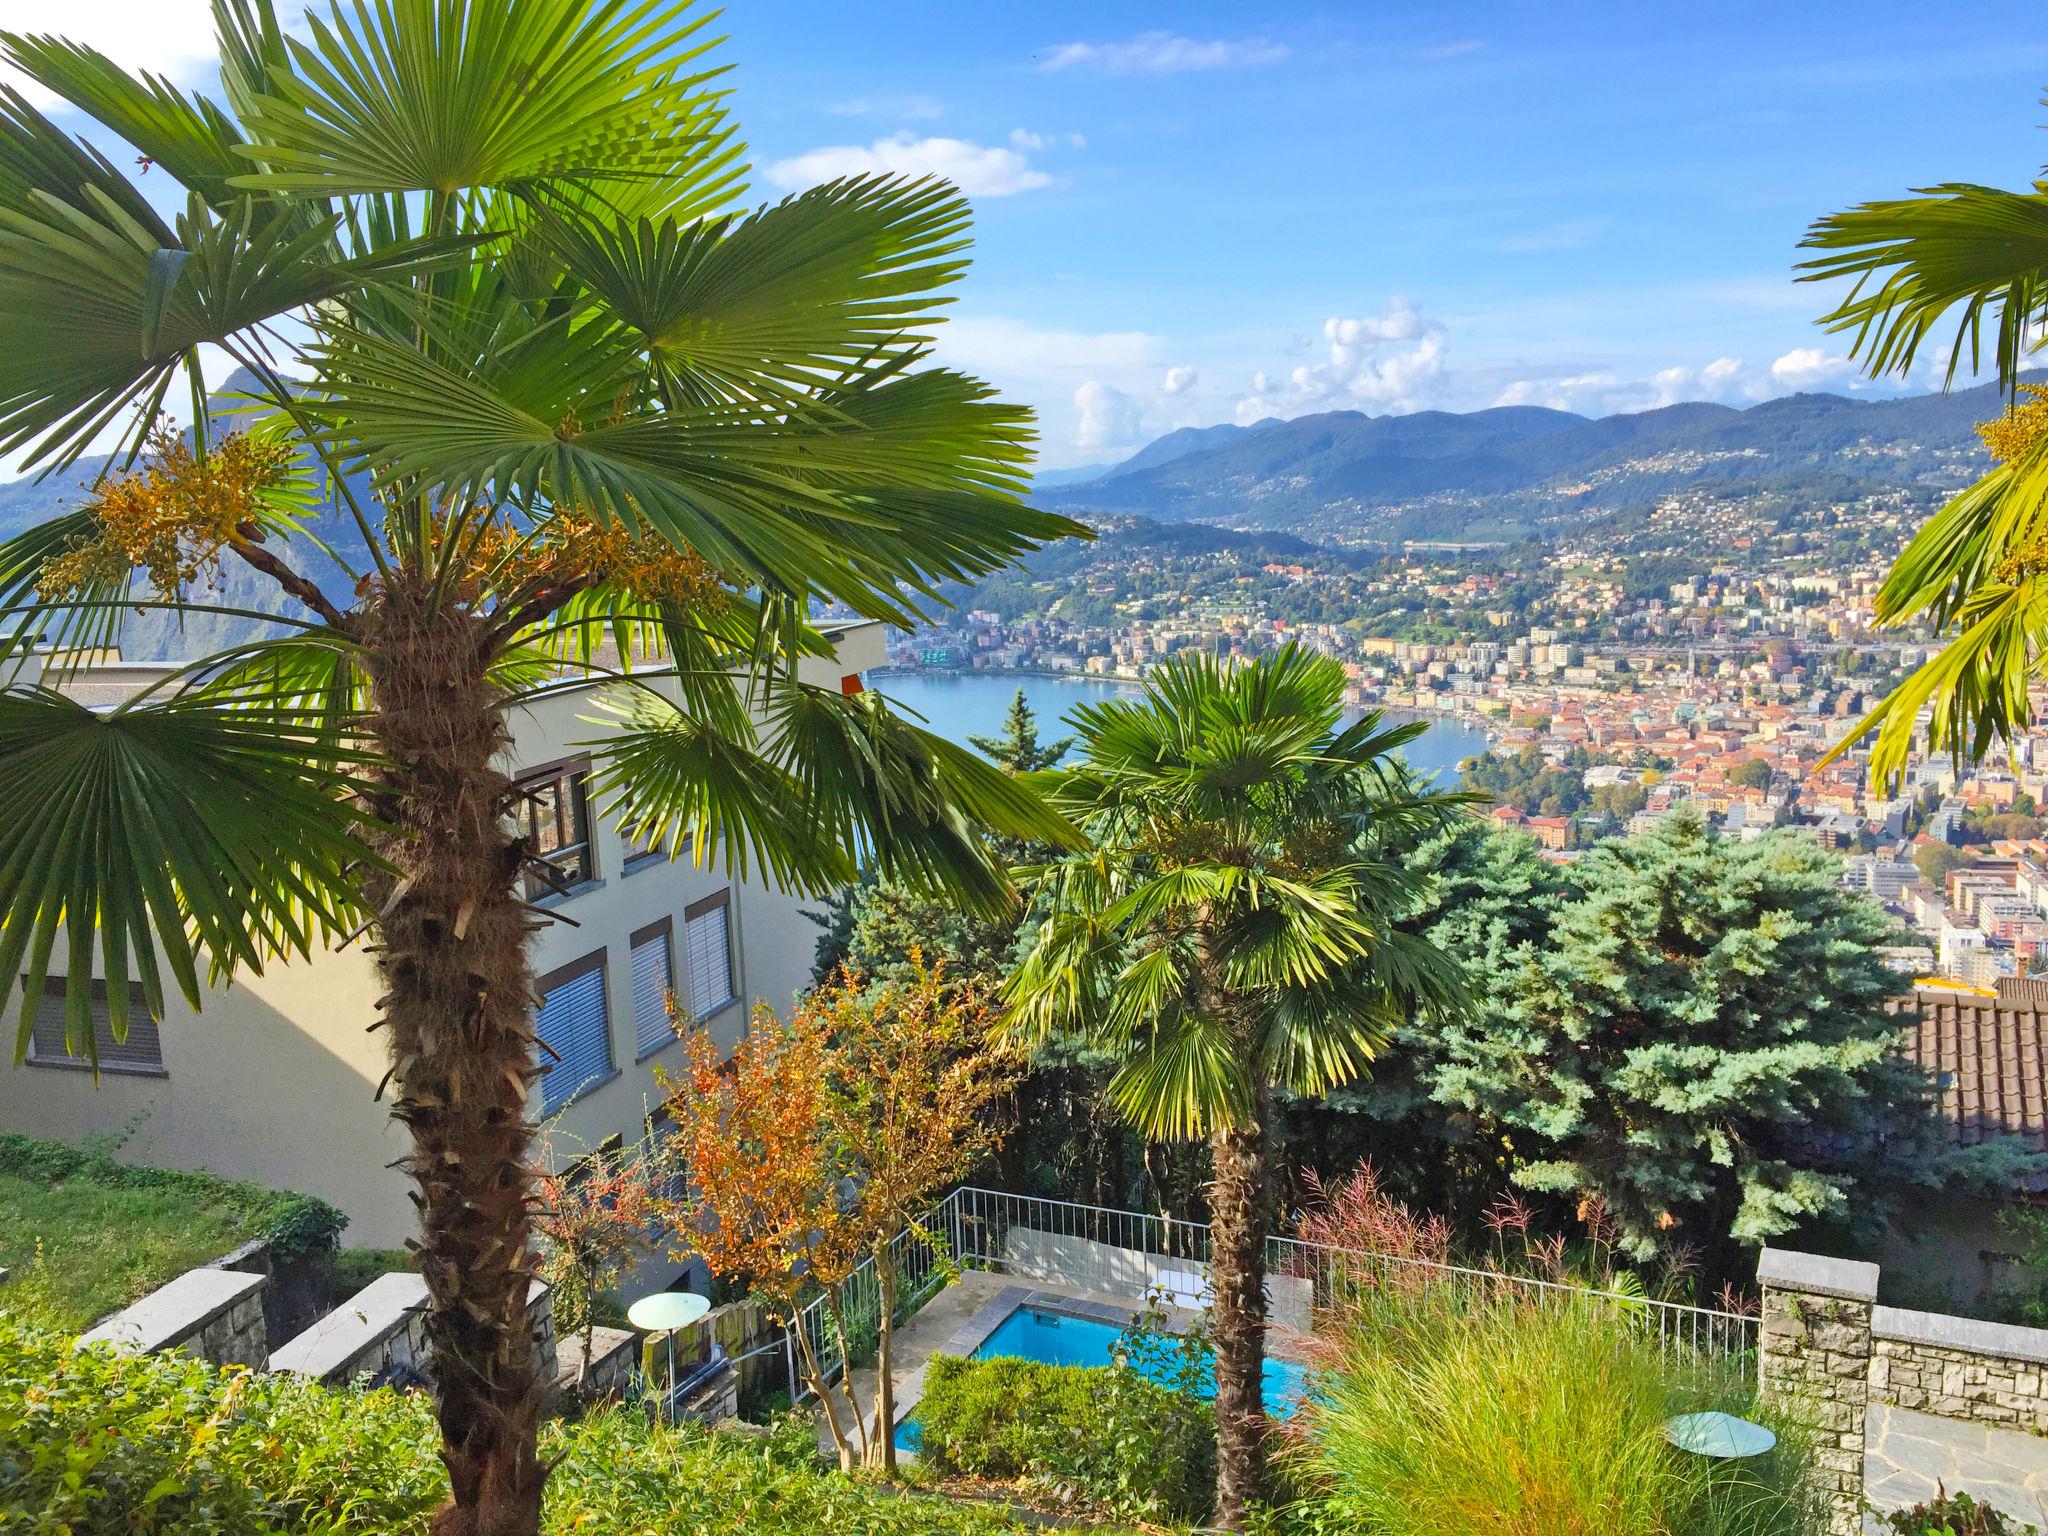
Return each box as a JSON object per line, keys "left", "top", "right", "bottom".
{"left": 824, "top": 1269, "right": 1310, "bottom": 1454}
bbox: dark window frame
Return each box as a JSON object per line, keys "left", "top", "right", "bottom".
{"left": 515, "top": 756, "right": 597, "bottom": 900}
{"left": 629, "top": 916, "right": 678, "bottom": 1061}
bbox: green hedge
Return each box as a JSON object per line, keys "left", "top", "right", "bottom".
{"left": 0, "top": 1318, "right": 1117, "bottom": 1534}
{"left": 912, "top": 1352, "right": 1217, "bottom": 1522}
{"left": 0, "top": 1133, "right": 345, "bottom": 1264}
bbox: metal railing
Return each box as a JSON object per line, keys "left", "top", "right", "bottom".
{"left": 786, "top": 1194, "right": 954, "bottom": 1399}
{"left": 940, "top": 1185, "right": 1759, "bottom": 1382}
{"left": 744, "top": 1183, "right": 1759, "bottom": 1400}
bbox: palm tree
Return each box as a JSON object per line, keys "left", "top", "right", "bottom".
{"left": 1003, "top": 647, "right": 1467, "bottom": 1528}
{"left": 1799, "top": 121, "right": 2048, "bottom": 785}
{"left": 0, "top": 4, "right": 1081, "bottom": 1531}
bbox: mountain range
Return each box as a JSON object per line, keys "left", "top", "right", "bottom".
{"left": 1036, "top": 381, "right": 2021, "bottom": 544}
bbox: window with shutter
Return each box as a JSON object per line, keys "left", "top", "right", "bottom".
{"left": 535, "top": 955, "right": 612, "bottom": 1114}
{"left": 630, "top": 920, "right": 676, "bottom": 1059}
{"left": 683, "top": 891, "right": 735, "bottom": 1018}
{"left": 26, "top": 978, "right": 165, "bottom": 1075}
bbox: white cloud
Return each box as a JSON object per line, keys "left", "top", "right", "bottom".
{"left": 1037, "top": 31, "right": 1288, "bottom": 76}
{"left": 1010, "top": 128, "right": 1087, "bottom": 152}
{"left": 764, "top": 132, "right": 1056, "bottom": 197}
{"left": 1236, "top": 299, "right": 1449, "bottom": 421}
{"left": 1074, "top": 380, "right": 1143, "bottom": 450}
{"left": 0, "top": 0, "right": 220, "bottom": 106}
{"left": 1770, "top": 346, "right": 1856, "bottom": 389}
{"left": 1645, "top": 355, "right": 1754, "bottom": 406}
{"left": 1161, "top": 365, "right": 1198, "bottom": 396}
{"left": 1495, "top": 372, "right": 1640, "bottom": 413}
{"left": 828, "top": 93, "right": 944, "bottom": 119}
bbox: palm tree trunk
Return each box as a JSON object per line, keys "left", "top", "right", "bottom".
{"left": 363, "top": 588, "right": 545, "bottom": 1536}
{"left": 1208, "top": 1113, "right": 1268, "bottom": 1530}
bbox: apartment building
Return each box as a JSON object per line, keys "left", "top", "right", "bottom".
{"left": 0, "top": 622, "right": 885, "bottom": 1249}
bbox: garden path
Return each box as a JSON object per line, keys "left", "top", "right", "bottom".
{"left": 1864, "top": 1403, "right": 2048, "bottom": 1528}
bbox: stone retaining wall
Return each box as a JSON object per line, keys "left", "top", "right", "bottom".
{"left": 78, "top": 1267, "right": 270, "bottom": 1369}
{"left": 269, "top": 1271, "right": 554, "bottom": 1388}
{"left": 1871, "top": 1305, "right": 2048, "bottom": 1431}
{"left": 558, "top": 1324, "right": 638, "bottom": 1402}
{"left": 1757, "top": 1250, "right": 1876, "bottom": 1536}
{"left": 1760, "top": 1247, "right": 2048, "bottom": 1534}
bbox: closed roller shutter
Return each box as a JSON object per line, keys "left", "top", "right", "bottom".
{"left": 537, "top": 962, "right": 611, "bottom": 1114}
{"left": 631, "top": 925, "right": 675, "bottom": 1059}
{"left": 684, "top": 897, "right": 734, "bottom": 1017}
{"left": 28, "top": 980, "right": 164, "bottom": 1075}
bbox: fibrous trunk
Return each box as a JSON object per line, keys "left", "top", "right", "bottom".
{"left": 362, "top": 583, "right": 544, "bottom": 1536}
{"left": 1208, "top": 1113, "right": 1268, "bottom": 1530}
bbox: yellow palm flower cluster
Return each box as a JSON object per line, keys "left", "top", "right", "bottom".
{"left": 1976, "top": 384, "right": 2048, "bottom": 464}
{"left": 38, "top": 429, "right": 292, "bottom": 601}
{"left": 470, "top": 508, "right": 727, "bottom": 611}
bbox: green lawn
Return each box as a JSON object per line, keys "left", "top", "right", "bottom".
{"left": 0, "top": 1170, "right": 270, "bottom": 1331}
{"left": 0, "top": 1134, "right": 344, "bottom": 1333}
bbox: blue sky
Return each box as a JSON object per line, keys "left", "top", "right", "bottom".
{"left": 8, "top": 0, "right": 2048, "bottom": 467}
{"left": 715, "top": 1, "right": 2048, "bottom": 463}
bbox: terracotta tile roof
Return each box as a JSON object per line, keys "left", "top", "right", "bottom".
{"left": 1892, "top": 979, "right": 2048, "bottom": 1191}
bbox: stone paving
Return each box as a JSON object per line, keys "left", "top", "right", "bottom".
{"left": 1865, "top": 1403, "right": 2048, "bottom": 1528}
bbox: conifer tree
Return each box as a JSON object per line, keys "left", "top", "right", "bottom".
{"left": 1425, "top": 809, "right": 2037, "bottom": 1262}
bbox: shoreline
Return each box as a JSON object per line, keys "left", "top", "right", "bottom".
{"left": 870, "top": 665, "right": 1503, "bottom": 749}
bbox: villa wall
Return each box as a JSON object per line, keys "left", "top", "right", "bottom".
{"left": 1759, "top": 1247, "right": 2048, "bottom": 1534}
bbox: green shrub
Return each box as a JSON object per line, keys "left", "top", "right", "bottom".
{"left": 1878, "top": 1488, "right": 2040, "bottom": 1535}
{"left": 0, "top": 1316, "right": 1119, "bottom": 1534}
{"left": 912, "top": 1351, "right": 1216, "bottom": 1521}
{"left": 1297, "top": 1284, "right": 1818, "bottom": 1536}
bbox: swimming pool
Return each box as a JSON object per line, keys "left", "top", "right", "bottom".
{"left": 894, "top": 1305, "right": 1311, "bottom": 1453}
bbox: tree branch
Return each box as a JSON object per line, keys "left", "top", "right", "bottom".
{"left": 486, "top": 578, "right": 595, "bottom": 650}
{"left": 228, "top": 526, "right": 349, "bottom": 629}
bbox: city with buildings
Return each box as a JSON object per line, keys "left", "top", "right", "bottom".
{"left": 889, "top": 482, "right": 2046, "bottom": 988}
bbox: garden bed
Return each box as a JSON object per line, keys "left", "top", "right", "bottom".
{"left": 0, "top": 1133, "right": 343, "bottom": 1333}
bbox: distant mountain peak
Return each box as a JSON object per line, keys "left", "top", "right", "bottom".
{"left": 1034, "top": 383, "right": 2008, "bottom": 543}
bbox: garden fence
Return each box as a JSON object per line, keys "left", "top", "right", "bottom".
{"left": 774, "top": 1183, "right": 1758, "bottom": 1402}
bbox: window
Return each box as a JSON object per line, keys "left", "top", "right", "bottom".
{"left": 683, "top": 890, "right": 736, "bottom": 1018}
{"left": 515, "top": 760, "right": 595, "bottom": 899}
{"left": 535, "top": 953, "right": 613, "bottom": 1114}
{"left": 26, "top": 978, "right": 165, "bottom": 1075}
{"left": 623, "top": 823, "right": 692, "bottom": 875}
{"left": 630, "top": 919, "right": 677, "bottom": 1059}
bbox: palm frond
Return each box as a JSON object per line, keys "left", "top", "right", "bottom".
{"left": 0, "top": 687, "right": 383, "bottom": 1068}
{"left": 2, "top": 33, "right": 249, "bottom": 206}
{"left": 1797, "top": 181, "right": 2048, "bottom": 389}
{"left": 1105, "top": 1012, "right": 1252, "bottom": 1141}
{"left": 543, "top": 174, "right": 970, "bottom": 405}
{"left": 232, "top": 0, "right": 740, "bottom": 199}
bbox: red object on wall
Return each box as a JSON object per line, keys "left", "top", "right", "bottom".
{"left": 840, "top": 673, "right": 864, "bottom": 696}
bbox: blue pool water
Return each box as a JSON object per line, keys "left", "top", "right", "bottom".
{"left": 894, "top": 1306, "right": 1311, "bottom": 1453}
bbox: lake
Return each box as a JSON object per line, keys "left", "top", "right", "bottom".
{"left": 871, "top": 671, "right": 1494, "bottom": 783}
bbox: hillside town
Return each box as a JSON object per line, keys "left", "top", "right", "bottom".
{"left": 891, "top": 484, "right": 2048, "bottom": 988}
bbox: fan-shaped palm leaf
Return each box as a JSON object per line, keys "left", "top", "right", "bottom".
{"left": 0, "top": 687, "right": 384, "bottom": 1066}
